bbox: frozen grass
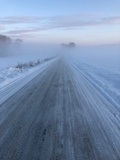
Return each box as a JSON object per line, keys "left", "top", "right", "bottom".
{"left": 15, "top": 59, "right": 41, "bottom": 69}
{"left": 0, "top": 56, "right": 56, "bottom": 89}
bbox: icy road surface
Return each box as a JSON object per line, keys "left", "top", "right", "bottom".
{"left": 0, "top": 57, "right": 120, "bottom": 160}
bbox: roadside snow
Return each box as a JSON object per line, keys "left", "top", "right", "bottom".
{"left": 0, "top": 57, "right": 57, "bottom": 105}
{"left": 68, "top": 45, "right": 120, "bottom": 109}
{"left": 0, "top": 57, "right": 55, "bottom": 89}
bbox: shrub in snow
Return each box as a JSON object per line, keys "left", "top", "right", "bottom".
{"left": 29, "top": 61, "right": 35, "bottom": 67}
{"left": 14, "top": 56, "right": 55, "bottom": 70}
{"left": 16, "top": 63, "right": 23, "bottom": 69}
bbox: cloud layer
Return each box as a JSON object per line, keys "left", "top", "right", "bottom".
{"left": 0, "top": 14, "right": 120, "bottom": 39}
{"left": 0, "top": 16, "right": 45, "bottom": 24}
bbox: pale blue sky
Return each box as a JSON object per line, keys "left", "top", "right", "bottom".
{"left": 0, "top": 0, "right": 120, "bottom": 44}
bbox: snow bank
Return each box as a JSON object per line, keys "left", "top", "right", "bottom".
{"left": 68, "top": 44, "right": 120, "bottom": 108}
{"left": 0, "top": 56, "right": 56, "bottom": 89}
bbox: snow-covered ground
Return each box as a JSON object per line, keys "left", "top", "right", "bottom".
{"left": 68, "top": 44, "right": 120, "bottom": 109}
{"left": 0, "top": 44, "right": 58, "bottom": 104}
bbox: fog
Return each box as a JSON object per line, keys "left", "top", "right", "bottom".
{"left": 0, "top": 42, "right": 120, "bottom": 71}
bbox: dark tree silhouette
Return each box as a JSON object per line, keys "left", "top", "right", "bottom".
{"left": 61, "top": 42, "right": 76, "bottom": 48}
{"left": 68, "top": 42, "right": 76, "bottom": 48}
{"left": 0, "top": 35, "right": 11, "bottom": 44}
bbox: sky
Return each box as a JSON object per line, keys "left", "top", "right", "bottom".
{"left": 0, "top": 0, "right": 120, "bottom": 45}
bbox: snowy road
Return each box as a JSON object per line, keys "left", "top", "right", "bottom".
{"left": 0, "top": 57, "right": 120, "bottom": 160}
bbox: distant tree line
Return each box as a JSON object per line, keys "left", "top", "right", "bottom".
{"left": 61, "top": 42, "right": 76, "bottom": 48}
{"left": 0, "top": 34, "right": 22, "bottom": 45}
{"left": 0, "top": 35, "right": 11, "bottom": 44}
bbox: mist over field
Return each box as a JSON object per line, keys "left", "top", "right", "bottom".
{"left": 0, "top": 43, "right": 58, "bottom": 69}
{"left": 1, "top": 42, "right": 119, "bottom": 70}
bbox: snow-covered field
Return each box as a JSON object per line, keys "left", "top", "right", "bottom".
{"left": 68, "top": 44, "right": 120, "bottom": 109}
{"left": 0, "top": 44, "right": 59, "bottom": 104}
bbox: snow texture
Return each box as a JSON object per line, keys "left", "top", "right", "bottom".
{"left": 68, "top": 44, "right": 120, "bottom": 110}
